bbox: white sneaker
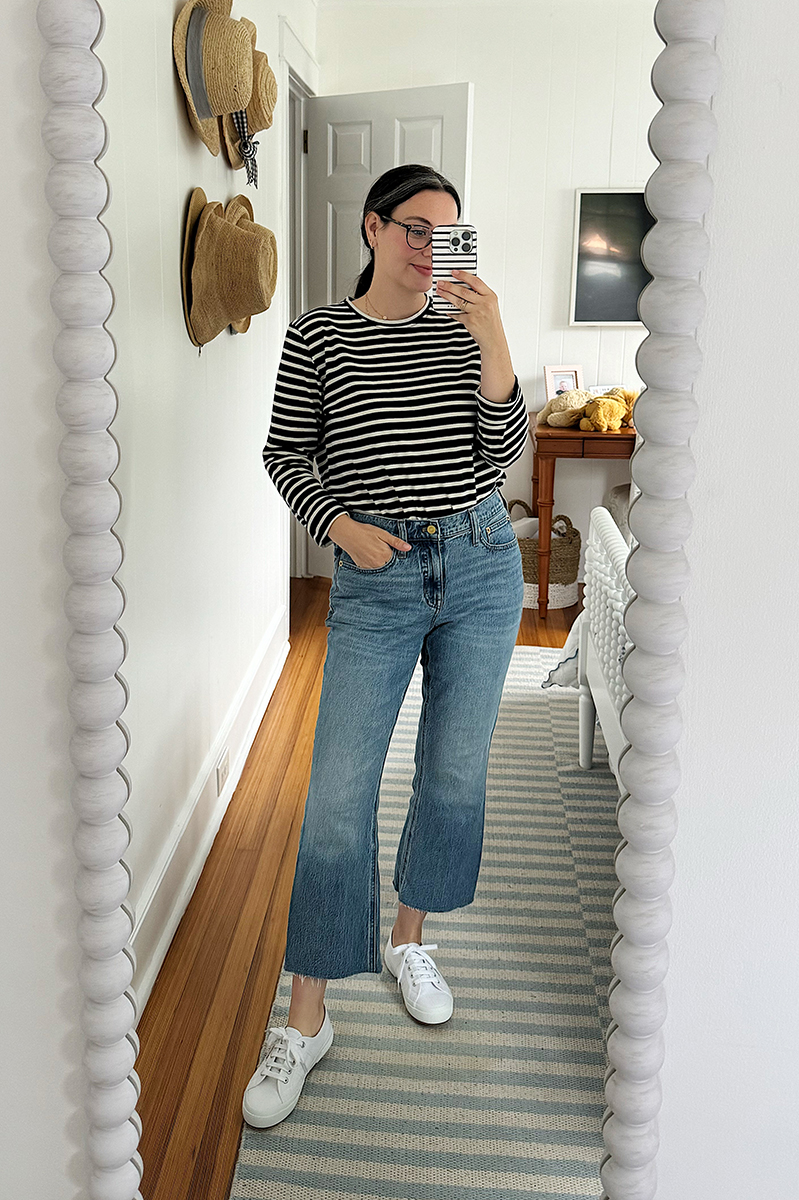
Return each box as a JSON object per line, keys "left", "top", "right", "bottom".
{"left": 383, "top": 933, "right": 454, "bottom": 1024}
{"left": 242, "top": 1004, "right": 334, "bottom": 1128}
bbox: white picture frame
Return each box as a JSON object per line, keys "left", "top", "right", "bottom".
{"left": 544, "top": 364, "right": 585, "bottom": 402}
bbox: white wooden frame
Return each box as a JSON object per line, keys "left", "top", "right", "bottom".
{"left": 36, "top": 0, "right": 723, "bottom": 1196}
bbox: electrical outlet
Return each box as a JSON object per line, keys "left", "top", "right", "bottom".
{"left": 216, "top": 748, "right": 230, "bottom": 796}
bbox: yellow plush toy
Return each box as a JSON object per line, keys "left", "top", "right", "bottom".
{"left": 579, "top": 397, "right": 627, "bottom": 432}
{"left": 619, "top": 388, "right": 639, "bottom": 426}
{"left": 578, "top": 387, "right": 639, "bottom": 431}
{"left": 601, "top": 387, "right": 638, "bottom": 425}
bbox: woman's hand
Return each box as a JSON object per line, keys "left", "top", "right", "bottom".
{"left": 328, "top": 514, "right": 411, "bottom": 569}
{"left": 435, "top": 269, "right": 507, "bottom": 350}
{"left": 437, "top": 270, "right": 517, "bottom": 403}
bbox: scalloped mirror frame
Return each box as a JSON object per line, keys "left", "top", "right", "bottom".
{"left": 36, "top": 0, "right": 723, "bottom": 1196}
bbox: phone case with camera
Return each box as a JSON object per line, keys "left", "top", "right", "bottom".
{"left": 430, "top": 224, "right": 478, "bottom": 312}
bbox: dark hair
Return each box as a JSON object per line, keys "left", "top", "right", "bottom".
{"left": 352, "top": 164, "right": 461, "bottom": 298}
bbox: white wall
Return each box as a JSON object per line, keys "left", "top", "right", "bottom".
{"left": 656, "top": 1, "right": 799, "bottom": 1194}
{"left": 308, "top": 0, "right": 662, "bottom": 579}
{"left": 3, "top": 0, "right": 798, "bottom": 1197}
{"left": 96, "top": 0, "right": 317, "bottom": 1000}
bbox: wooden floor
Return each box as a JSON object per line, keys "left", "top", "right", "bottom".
{"left": 134, "top": 575, "right": 583, "bottom": 1200}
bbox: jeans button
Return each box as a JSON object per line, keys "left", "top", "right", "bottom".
{"left": 426, "top": 524, "right": 436, "bottom": 533}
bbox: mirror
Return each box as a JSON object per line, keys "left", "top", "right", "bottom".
{"left": 38, "top": 0, "right": 721, "bottom": 1196}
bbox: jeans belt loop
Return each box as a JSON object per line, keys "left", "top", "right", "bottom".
{"left": 469, "top": 506, "right": 480, "bottom": 546}
{"left": 398, "top": 518, "right": 408, "bottom": 557}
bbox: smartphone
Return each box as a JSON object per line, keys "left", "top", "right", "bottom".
{"left": 430, "top": 224, "right": 478, "bottom": 312}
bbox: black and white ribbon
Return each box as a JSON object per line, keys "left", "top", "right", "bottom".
{"left": 231, "top": 108, "right": 259, "bottom": 187}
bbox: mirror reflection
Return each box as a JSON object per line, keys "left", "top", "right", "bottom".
{"left": 119, "top": 2, "right": 663, "bottom": 1196}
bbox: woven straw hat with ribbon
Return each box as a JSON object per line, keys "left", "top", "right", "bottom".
{"left": 181, "top": 187, "right": 278, "bottom": 347}
{"left": 173, "top": 0, "right": 253, "bottom": 158}
{"left": 220, "top": 18, "right": 278, "bottom": 185}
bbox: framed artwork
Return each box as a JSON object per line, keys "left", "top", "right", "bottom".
{"left": 544, "top": 364, "right": 585, "bottom": 403}
{"left": 569, "top": 188, "right": 655, "bottom": 325}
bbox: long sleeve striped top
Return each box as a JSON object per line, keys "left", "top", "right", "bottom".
{"left": 262, "top": 292, "right": 529, "bottom": 547}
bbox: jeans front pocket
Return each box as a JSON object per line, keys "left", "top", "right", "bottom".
{"left": 479, "top": 513, "right": 518, "bottom": 551}
{"left": 338, "top": 546, "right": 399, "bottom": 573}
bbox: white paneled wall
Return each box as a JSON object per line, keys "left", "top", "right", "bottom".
{"left": 314, "top": 0, "right": 662, "bottom": 580}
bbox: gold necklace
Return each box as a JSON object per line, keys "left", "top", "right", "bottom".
{"left": 363, "top": 291, "right": 388, "bottom": 320}
{"left": 362, "top": 291, "right": 425, "bottom": 321}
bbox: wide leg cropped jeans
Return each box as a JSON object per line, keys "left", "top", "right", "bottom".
{"left": 283, "top": 487, "right": 525, "bottom": 980}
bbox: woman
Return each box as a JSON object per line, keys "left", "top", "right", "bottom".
{"left": 244, "top": 164, "right": 528, "bottom": 1128}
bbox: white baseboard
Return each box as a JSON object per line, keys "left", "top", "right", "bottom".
{"left": 130, "top": 605, "right": 290, "bottom": 1021}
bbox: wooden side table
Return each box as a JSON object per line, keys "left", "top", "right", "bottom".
{"left": 529, "top": 415, "right": 637, "bottom": 619}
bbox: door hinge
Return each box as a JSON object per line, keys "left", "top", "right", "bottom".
{"left": 303, "top": 129, "right": 308, "bottom": 153}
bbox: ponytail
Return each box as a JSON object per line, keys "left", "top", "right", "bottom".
{"left": 353, "top": 253, "right": 375, "bottom": 299}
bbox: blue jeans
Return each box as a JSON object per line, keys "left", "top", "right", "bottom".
{"left": 283, "top": 487, "right": 524, "bottom": 980}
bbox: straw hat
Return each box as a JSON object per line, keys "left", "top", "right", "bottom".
{"left": 173, "top": 0, "right": 254, "bottom": 156}
{"left": 180, "top": 187, "right": 278, "bottom": 346}
{"left": 181, "top": 186, "right": 210, "bottom": 347}
{"left": 224, "top": 194, "right": 255, "bottom": 333}
{"left": 221, "top": 19, "right": 278, "bottom": 171}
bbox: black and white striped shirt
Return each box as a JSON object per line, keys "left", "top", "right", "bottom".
{"left": 262, "top": 293, "right": 529, "bottom": 547}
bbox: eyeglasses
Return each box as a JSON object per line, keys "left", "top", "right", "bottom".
{"left": 378, "top": 214, "right": 433, "bottom": 249}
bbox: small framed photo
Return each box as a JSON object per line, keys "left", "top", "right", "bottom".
{"left": 544, "top": 365, "right": 585, "bottom": 403}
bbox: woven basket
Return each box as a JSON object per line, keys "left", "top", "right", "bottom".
{"left": 507, "top": 500, "right": 581, "bottom": 609}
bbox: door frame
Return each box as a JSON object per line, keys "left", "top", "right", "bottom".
{"left": 281, "top": 21, "right": 318, "bottom": 579}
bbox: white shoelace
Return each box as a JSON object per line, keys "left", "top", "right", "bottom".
{"left": 395, "top": 943, "right": 445, "bottom": 992}
{"left": 256, "top": 1027, "right": 306, "bottom": 1084}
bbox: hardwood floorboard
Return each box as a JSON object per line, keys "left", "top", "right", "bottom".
{"left": 136, "top": 574, "right": 582, "bottom": 1199}
{"left": 187, "top": 825, "right": 303, "bottom": 1200}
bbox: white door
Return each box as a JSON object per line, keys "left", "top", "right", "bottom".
{"left": 299, "top": 82, "right": 474, "bottom": 576}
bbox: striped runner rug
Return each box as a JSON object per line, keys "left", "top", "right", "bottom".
{"left": 231, "top": 645, "right": 620, "bottom": 1200}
